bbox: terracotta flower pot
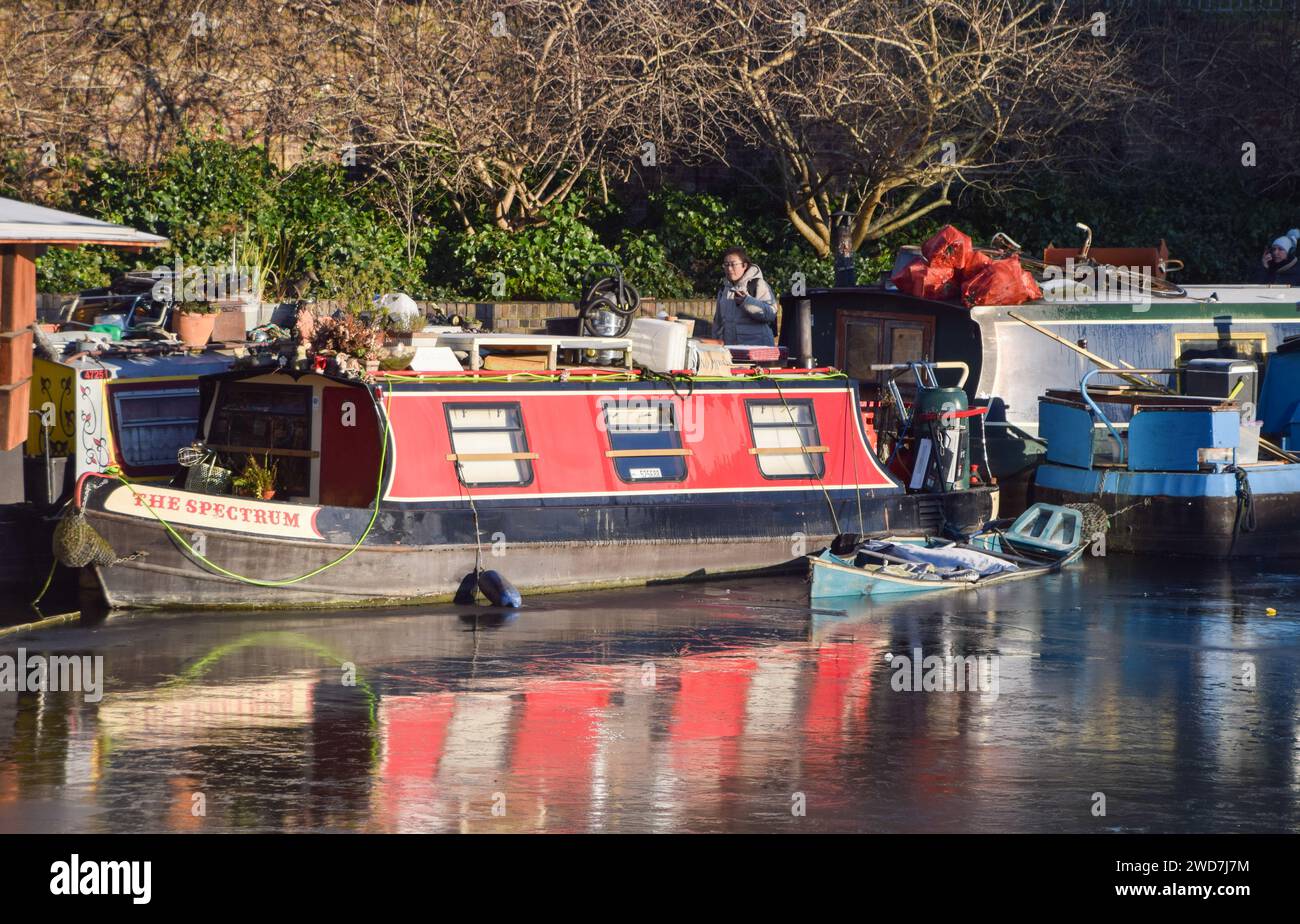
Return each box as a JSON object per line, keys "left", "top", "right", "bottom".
{"left": 260, "top": 489, "right": 276, "bottom": 500}
{"left": 176, "top": 311, "right": 216, "bottom": 347}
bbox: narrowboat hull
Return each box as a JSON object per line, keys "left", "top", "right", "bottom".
{"left": 0, "top": 504, "right": 56, "bottom": 590}
{"left": 80, "top": 479, "right": 998, "bottom": 608}
{"left": 1034, "top": 462, "right": 1300, "bottom": 557}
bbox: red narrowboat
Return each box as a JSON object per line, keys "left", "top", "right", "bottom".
{"left": 72, "top": 365, "right": 997, "bottom": 608}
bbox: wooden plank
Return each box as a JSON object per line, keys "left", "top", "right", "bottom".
{"left": 749, "top": 445, "right": 829, "bottom": 455}
{"left": 207, "top": 443, "right": 319, "bottom": 459}
{"left": 1259, "top": 436, "right": 1300, "bottom": 463}
{"left": 604, "top": 448, "right": 694, "bottom": 458}
{"left": 0, "top": 245, "right": 37, "bottom": 333}
{"left": 1008, "top": 311, "right": 1166, "bottom": 391}
{"left": 446, "top": 451, "right": 539, "bottom": 462}
{"left": 1044, "top": 388, "right": 1223, "bottom": 408}
{"left": 0, "top": 379, "right": 30, "bottom": 450}
{"left": 481, "top": 352, "right": 551, "bottom": 371}
{"left": 0, "top": 329, "right": 33, "bottom": 384}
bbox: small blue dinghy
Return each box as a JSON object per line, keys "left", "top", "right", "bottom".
{"left": 809, "top": 503, "right": 1088, "bottom": 599}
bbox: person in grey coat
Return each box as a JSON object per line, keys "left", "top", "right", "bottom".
{"left": 712, "top": 247, "right": 777, "bottom": 346}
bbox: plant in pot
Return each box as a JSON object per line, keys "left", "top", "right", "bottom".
{"left": 174, "top": 301, "right": 220, "bottom": 347}
{"left": 309, "top": 311, "right": 381, "bottom": 377}
{"left": 232, "top": 454, "right": 279, "bottom": 500}
{"left": 380, "top": 305, "right": 424, "bottom": 343}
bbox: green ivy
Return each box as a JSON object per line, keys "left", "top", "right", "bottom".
{"left": 451, "top": 198, "right": 618, "bottom": 300}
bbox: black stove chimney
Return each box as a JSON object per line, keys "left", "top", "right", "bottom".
{"left": 832, "top": 211, "right": 856, "bottom": 287}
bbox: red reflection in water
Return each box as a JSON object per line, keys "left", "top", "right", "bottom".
{"left": 512, "top": 681, "right": 611, "bottom": 786}
{"left": 363, "top": 640, "right": 890, "bottom": 829}
{"left": 669, "top": 655, "right": 759, "bottom": 785}
{"left": 376, "top": 692, "right": 456, "bottom": 828}
{"left": 804, "top": 640, "right": 875, "bottom": 749}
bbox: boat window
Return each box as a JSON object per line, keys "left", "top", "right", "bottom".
{"left": 601, "top": 399, "right": 688, "bottom": 482}
{"left": 1174, "top": 332, "right": 1267, "bottom": 367}
{"left": 445, "top": 404, "right": 533, "bottom": 486}
{"left": 833, "top": 310, "right": 933, "bottom": 396}
{"left": 112, "top": 388, "right": 201, "bottom": 469}
{"left": 746, "top": 400, "right": 825, "bottom": 478}
{"left": 208, "top": 383, "right": 313, "bottom": 497}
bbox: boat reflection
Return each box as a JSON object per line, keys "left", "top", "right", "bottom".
{"left": 1, "top": 562, "right": 1298, "bottom": 832}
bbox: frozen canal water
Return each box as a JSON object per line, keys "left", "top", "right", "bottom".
{"left": 1, "top": 555, "right": 1298, "bottom": 833}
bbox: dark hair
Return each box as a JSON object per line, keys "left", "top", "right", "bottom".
{"left": 722, "top": 247, "right": 750, "bottom": 265}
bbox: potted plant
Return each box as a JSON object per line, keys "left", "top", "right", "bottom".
{"left": 174, "top": 301, "right": 220, "bottom": 347}
{"left": 309, "top": 311, "right": 381, "bottom": 378}
{"left": 380, "top": 304, "right": 425, "bottom": 345}
{"left": 232, "top": 454, "right": 278, "bottom": 500}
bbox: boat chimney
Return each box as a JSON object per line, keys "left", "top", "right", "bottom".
{"left": 795, "top": 298, "right": 814, "bottom": 369}
{"left": 833, "top": 211, "right": 856, "bottom": 287}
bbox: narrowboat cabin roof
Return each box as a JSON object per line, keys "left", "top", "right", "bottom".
{"left": 61, "top": 348, "right": 244, "bottom": 380}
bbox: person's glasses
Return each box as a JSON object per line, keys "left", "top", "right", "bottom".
{"left": 723, "top": 261, "right": 743, "bottom": 268}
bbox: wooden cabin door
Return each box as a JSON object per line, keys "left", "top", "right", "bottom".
{"left": 835, "top": 310, "right": 934, "bottom": 390}
{"left": 320, "top": 386, "right": 382, "bottom": 508}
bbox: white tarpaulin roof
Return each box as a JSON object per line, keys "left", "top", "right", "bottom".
{"left": 0, "top": 196, "right": 167, "bottom": 248}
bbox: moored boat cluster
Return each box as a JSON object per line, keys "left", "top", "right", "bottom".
{"left": 9, "top": 215, "right": 1300, "bottom": 613}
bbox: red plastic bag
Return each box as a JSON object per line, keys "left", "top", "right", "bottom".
{"left": 890, "top": 259, "right": 958, "bottom": 300}
{"left": 961, "top": 256, "right": 1043, "bottom": 307}
{"left": 921, "top": 225, "right": 973, "bottom": 270}
{"left": 962, "top": 248, "right": 992, "bottom": 279}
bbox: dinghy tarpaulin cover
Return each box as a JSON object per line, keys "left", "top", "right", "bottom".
{"left": 861, "top": 540, "right": 1019, "bottom": 577}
